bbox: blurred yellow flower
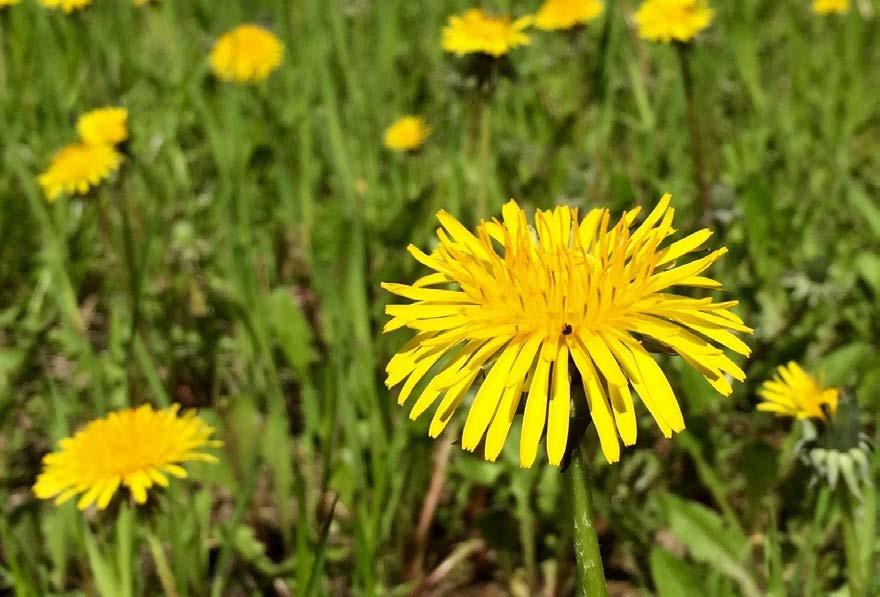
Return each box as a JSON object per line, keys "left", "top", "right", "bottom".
{"left": 812, "top": 0, "right": 848, "bottom": 14}
{"left": 382, "top": 195, "right": 750, "bottom": 467}
{"left": 442, "top": 9, "right": 532, "bottom": 57}
{"left": 384, "top": 116, "right": 431, "bottom": 153}
{"left": 1, "top": 0, "right": 21, "bottom": 8}
{"left": 39, "top": 0, "right": 91, "bottom": 13}
{"left": 758, "top": 362, "right": 839, "bottom": 421}
{"left": 210, "top": 24, "right": 284, "bottom": 83}
{"left": 634, "top": 0, "right": 714, "bottom": 43}
{"left": 38, "top": 142, "right": 123, "bottom": 202}
{"left": 76, "top": 107, "right": 129, "bottom": 146}
{"left": 34, "top": 405, "right": 220, "bottom": 510}
{"left": 535, "top": 0, "right": 604, "bottom": 31}
{"left": 133, "top": 0, "right": 156, "bottom": 5}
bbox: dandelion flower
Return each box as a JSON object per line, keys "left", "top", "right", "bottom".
{"left": 382, "top": 195, "right": 751, "bottom": 466}
{"left": 634, "top": 0, "right": 714, "bottom": 43}
{"left": 812, "top": 0, "right": 848, "bottom": 14}
{"left": 1, "top": 0, "right": 21, "bottom": 8}
{"left": 76, "top": 107, "right": 129, "bottom": 146}
{"left": 34, "top": 404, "right": 220, "bottom": 510}
{"left": 210, "top": 24, "right": 284, "bottom": 84}
{"left": 39, "top": 0, "right": 91, "bottom": 13}
{"left": 384, "top": 116, "right": 431, "bottom": 153}
{"left": 38, "top": 142, "right": 123, "bottom": 202}
{"left": 442, "top": 9, "right": 532, "bottom": 57}
{"left": 133, "top": 0, "right": 156, "bottom": 5}
{"left": 758, "top": 362, "right": 839, "bottom": 421}
{"left": 535, "top": 0, "right": 604, "bottom": 31}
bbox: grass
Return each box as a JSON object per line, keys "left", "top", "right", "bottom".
{"left": 1, "top": 0, "right": 879, "bottom": 595}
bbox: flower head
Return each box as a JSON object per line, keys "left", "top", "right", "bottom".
{"left": 757, "top": 362, "right": 839, "bottom": 421}
{"left": 1, "top": 0, "right": 21, "bottom": 8}
{"left": 634, "top": 0, "right": 714, "bottom": 43}
{"left": 384, "top": 116, "right": 431, "bottom": 153}
{"left": 812, "top": 0, "right": 849, "bottom": 14}
{"left": 76, "top": 107, "right": 129, "bottom": 146}
{"left": 34, "top": 404, "right": 220, "bottom": 510}
{"left": 382, "top": 195, "right": 750, "bottom": 466}
{"left": 38, "top": 142, "right": 123, "bottom": 202}
{"left": 535, "top": 0, "right": 604, "bottom": 31}
{"left": 210, "top": 24, "right": 284, "bottom": 83}
{"left": 796, "top": 397, "right": 872, "bottom": 498}
{"left": 442, "top": 9, "right": 532, "bottom": 57}
{"left": 39, "top": 0, "right": 91, "bottom": 13}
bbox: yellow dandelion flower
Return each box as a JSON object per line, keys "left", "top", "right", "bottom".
{"left": 382, "top": 195, "right": 751, "bottom": 467}
{"left": 1, "top": 0, "right": 21, "bottom": 8}
{"left": 34, "top": 404, "right": 220, "bottom": 510}
{"left": 384, "top": 116, "right": 431, "bottom": 153}
{"left": 442, "top": 9, "right": 532, "bottom": 57}
{"left": 39, "top": 0, "right": 91, "bottom": 13}
{"left": 758, "top": 362, "right": 839, "bottom": 421}
{"left": 634, "top": 0, "right": 714, "bottom": 43}
{"left": 535, "top": 0, "right": 604, "bottom": 31}
{"left": 133, "top": 0, "right": 155, "bottom": 5}
{"left": 76, "top": 107, "right": 129, "bottom": 146}
{"left": 38, "top": 142, "right": 123, "bottom": 202}
{"left": 812, "top": 0, "right": 848, "bottom": 14}
{"left": 210, "top": 24, "right": 284, "bottom": 84}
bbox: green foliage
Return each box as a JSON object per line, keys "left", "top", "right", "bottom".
{"left": 0, "top": 0, "right": 878, "bottom": 595}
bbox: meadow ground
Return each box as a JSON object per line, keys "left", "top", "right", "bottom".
{"left": 1, "top": 0, "right": 879, "bottom": 595}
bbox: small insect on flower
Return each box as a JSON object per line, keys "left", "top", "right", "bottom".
{"left": 76, "top": 107, "right": 128, "bottom": 147}
{"left": 34, "top": 404, "right": 220, "bottom": 510}
{"left": 210, "top": 24, "right": 284, "bottom": 84}
{"left": 812, "top": 0, "right": 849, "bottom": 14}
{"left": 38, "top": 142, "right": 123, "bottom": 202}
{"left": 384, "top": 116, "right": 431, "bottom": 153}
{"left": 39, "top": 0, "right": 92, "bottom": 13}
{"left": 757, "top": 362, "right": 839, "bottom": 421}
{"left": 535, "top": 0, "right": 604, "bottom": 31}
{"left": 442, "top": 9, "right": 532, "bottom": 57}
{"left": 634, "top": 0, "right": 714, "bottom": 43}
{"left": 382, "top": 195, "right": 751, "bottom": 467}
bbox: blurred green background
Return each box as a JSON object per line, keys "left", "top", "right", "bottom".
{"left": 1, "top": 0, "right": 879, "bottom": 595}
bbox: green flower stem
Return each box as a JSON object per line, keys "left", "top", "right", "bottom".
{"left": 476, "top": 97, "right": 492, "bottom": 220}
{"left": 567, "top": 436, "right": 609, "bottom": 597}
{"left": 676, "top": 42, "right": 709, "bottom": 225}
{"left": 840, "top": 489, "right": 866, "bottom": 597}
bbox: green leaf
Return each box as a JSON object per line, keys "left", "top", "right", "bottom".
{"left": 84, "top": 526, "right": 121, "bottom": 597}
{"left": 819, "top": 343, "right": 876, "bottom": 388}
{"left": 659, "top": 494, "right": 760, "bottom": 597}
{"left": 855, "top": 253, "right": 880, "bottom": 296}
{"left": 846, "top": 185, "right": 880, "bottom": 240}
{"left": 268, "top": 287, "right": 317, "bottom": 377}
{"left": 650, "top": 547, "right": 705, "bottom": 596}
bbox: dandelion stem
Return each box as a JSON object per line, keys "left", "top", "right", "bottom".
{"left": 476, "top": 98, "right": 492, "bottom": 220}
{"left": 567, "top": 435, "right": 608, "bottom": 597}
{"left": 676, "top": 42, "right": 709, "bottom": 225}
{"left": 840, "top": 489, "right": 866, "bottom": 597}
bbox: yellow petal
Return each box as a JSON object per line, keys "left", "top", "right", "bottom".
{"left": 546, "top": 343, "right": 571, "bottom": 465}
{"left": 520, "top": 357, "right": 551, "bottom": 468}
{"left": 462, "top": 343, "right": 522, "bottom": 451}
